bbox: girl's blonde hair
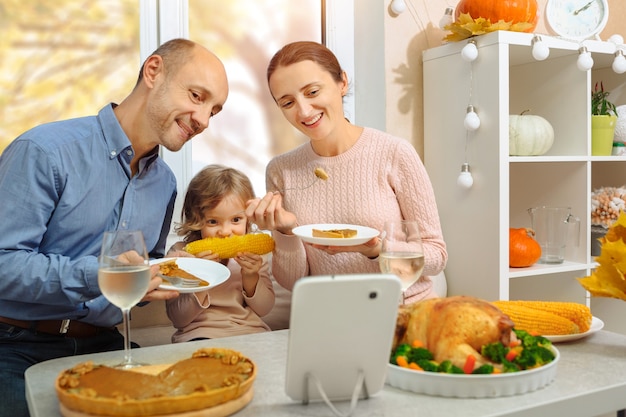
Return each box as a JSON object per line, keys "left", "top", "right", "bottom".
{"left": 176, "top": 164, "right": 255, "bottom": 243}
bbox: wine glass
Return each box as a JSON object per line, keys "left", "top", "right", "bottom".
{"left": 98, "top": 230, "right": 151, "bottom": 369}
{"left": 379, "top": 220, "right": 425, "bottom": 303}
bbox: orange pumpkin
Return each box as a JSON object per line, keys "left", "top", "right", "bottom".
{"left": 509, "top": 228, "right": 541, "bottom": 267}
{"left": 455, "top": 0, "right": 539, "bottom": 32}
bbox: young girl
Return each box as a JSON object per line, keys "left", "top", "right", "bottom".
{"left": 166, "top": 164, "right": 275, "bottom": 342}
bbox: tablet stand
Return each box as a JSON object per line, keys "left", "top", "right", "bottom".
{"left": 303, "top": 370, "right": 369, "bottom": 417}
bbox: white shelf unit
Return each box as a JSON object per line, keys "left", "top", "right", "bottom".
{"left": 423, "top": 31, "right": 626, "bottom": 328}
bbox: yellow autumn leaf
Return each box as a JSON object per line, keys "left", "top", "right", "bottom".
{"left": 578, "top": 211, "right": 626, "bottom": 301}
{"left": 443, "top": 13, "right": 533, "bottom": 42}
{"left": 603, "top": 211, "right": 626, "bottom": 242}
{"left": 487, "top": 20, "right": 514, "bottom": 31}
{"left": 456, "top": 13, "right": 476, "bottom": 25}
{"left": 444, "top": 32, "right": 475, "bottom": 43}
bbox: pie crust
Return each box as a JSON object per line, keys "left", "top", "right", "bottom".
{"left": 55, "top": 348, "right": 255, "bottom": 417}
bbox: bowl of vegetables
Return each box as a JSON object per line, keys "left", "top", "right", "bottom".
{"left": 386, "top": 330, "right": 559, "bottom": 398}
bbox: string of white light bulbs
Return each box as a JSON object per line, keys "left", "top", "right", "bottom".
{"left": 457, "top": 39, "right": 479, "bottom": 189}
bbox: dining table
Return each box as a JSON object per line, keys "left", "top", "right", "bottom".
{"left": 26, "top": 329, "right": 626, "bottom": 417}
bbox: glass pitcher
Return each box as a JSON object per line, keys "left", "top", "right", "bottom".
{"left": 527, "top": 207, "right": 580, "bottom": 264}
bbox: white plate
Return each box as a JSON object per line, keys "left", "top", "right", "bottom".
{"left": 386, "top": 346, "right": 559, "bottom": 398}
{"left": 150, "top": 257, "right": 230, "bottom": 293}
{"left": 292, "top": 223, "right": 380, "bottom": 246}
{"left": 544, "top": 316, "right": 604, "bottom": 343}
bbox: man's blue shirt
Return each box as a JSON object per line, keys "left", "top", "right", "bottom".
{"left": 0, "top": 104, "right": 176, "bottom": 326}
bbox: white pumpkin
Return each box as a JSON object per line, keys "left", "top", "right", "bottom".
{"left": 509, "top": 111, "right": 554, "bottom": 156}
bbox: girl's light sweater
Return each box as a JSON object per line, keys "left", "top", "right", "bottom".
{"left": 266, "top": 127, "right": 447, "bottom": 303}
{"left": 166, "top": 257, "right": 274, "bottom": 342}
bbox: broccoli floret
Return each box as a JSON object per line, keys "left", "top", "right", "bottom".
{"left": 509, "top": 329, "right": 555, "bottom": 369}
{"left": 390, "top": 344, "right": 435, "bottom": 367}
{"left": 407, "top": 347, "right": 434, "bottom": 363}
{"left": 515, "top": 347, "right": 538, "bottom": 368}
{"left": 534, "top": 335, "right": 551, "bottom": 346}
{"left": 514, "top": 329, "right": 552, "bottom": 349}
{"left": 415, "top": 359, "right": 439, "bottom": 372}
{"left": 534, "top": 346, "right": 556, "bottom": 365}
{"left": 481, "top": 342, "right": 506, "bottom": 363}
{"left": 472, "top": 364, "right": 495, "bottom": 374}
{"left": 502, "top": 360, "right": 521, "bottom": 373}
{"left": 515, "top": 345, "right": 555, "bottom": 368}
{"left": 390, "top": 343, "right": 412, "bottom": 364}
{"left": 438, "top": 360, "right": 464, "bottom": 374}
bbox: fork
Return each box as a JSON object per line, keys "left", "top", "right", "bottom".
{"left": 274, "top": 167, "right": 329, "bottom": 194}
{"left": 158, "top": 274, "right": 206, "bottom": 288}
{"left": 274, "top": 178, "right": 320, "bottom": 194}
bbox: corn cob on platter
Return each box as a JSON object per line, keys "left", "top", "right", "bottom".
{"left": 491, "top": 300, "right": 601, "bottom": 341}
{"left": 184, "top": 233, "right": 275, "bottom": 258}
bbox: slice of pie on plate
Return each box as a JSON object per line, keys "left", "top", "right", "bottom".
{"left": 158, "top": 259, "right": 207, "bottom": 287}
{"left": 312, "top": 228, "right": 358, "bottom": 238}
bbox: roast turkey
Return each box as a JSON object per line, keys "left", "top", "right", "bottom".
{"left": 394, "top": 296, "right": 515, "bottom": 369}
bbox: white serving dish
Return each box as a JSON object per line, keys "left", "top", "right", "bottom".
{"left": 386, "top": 346, "right": 559, "bottom": 398}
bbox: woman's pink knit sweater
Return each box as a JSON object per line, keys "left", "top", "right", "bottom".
{"left": 266, "top": 127, "right": 447, "bottom": 303}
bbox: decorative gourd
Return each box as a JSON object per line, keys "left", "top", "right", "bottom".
{"left": 509, "top": 228, "right": 541, "bottom": 267}
{"left": 455, "top": 0, "right": 539, "bottom": 32}
{"left": 509, "top": 111, "right": 555, "bottom": 156}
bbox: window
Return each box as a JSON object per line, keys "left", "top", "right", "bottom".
{"left": 187, "top": 0, "right": 323, "bottom": 196}
{"left": 0, "top": 1, "right": 139, "bottom": 152}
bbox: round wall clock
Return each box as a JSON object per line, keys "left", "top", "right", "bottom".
{"left": 545, "top": 0, "right": 609, "bottom": 40}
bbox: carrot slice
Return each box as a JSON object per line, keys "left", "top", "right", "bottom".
{"left": 505, "top": 347, "right": 522, "bottom": 361}
{"left": 411, "top": 339, "right": 425, "bottom": 348}
{"left": 396, "top": 356, "right": 409, "bottom": 368}
{"left": 463, "top": 354, "right": 476, "bottom": 374}
{"left": 408, "top": 362, "right": 423, "bottom": 371}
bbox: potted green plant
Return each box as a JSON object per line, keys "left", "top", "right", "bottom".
{"left": 591, "top": 81, "right": 618, "bottom": 156}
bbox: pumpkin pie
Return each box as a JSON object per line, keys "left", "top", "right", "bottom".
{"left": 55, "top": 348, "right": 255, "bottom": 417}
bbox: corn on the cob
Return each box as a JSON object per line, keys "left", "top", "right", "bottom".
{"left": 491, "top": 300, "right": 581, "bottom": 335}
{"left": 184, "top": 233, "right": 275, "bottom": 258}
{"left": 493, "top": 300, "right": 592, "bottom": 333}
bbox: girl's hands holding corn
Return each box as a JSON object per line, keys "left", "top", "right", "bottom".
{"left": 235, "top": 252, "right": 263, "bottom": 275}
{"left": 166, "top": 241, "right": 195, "bottom": 258}
{"left": 168, "top": 240, "right": 221, "bottom": 262}
{"left": 191, "top": 249, "right": 221, "bottom": 263}
{"left": 246, "top": 192, "right": 297, "bottom": 235}
{"left": 237, "top": 252, "right": 263, "bottom": 296}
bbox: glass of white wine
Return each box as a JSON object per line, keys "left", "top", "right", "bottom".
{"left": 98, "top": 230, "right": 151, "bottom": 369}
{"left": 379, "top": 220, "right": 425, "bottom": 303}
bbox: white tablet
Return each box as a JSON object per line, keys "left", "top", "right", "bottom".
{"left": 285, "top": 274, "right": 401, "bottom": 404}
